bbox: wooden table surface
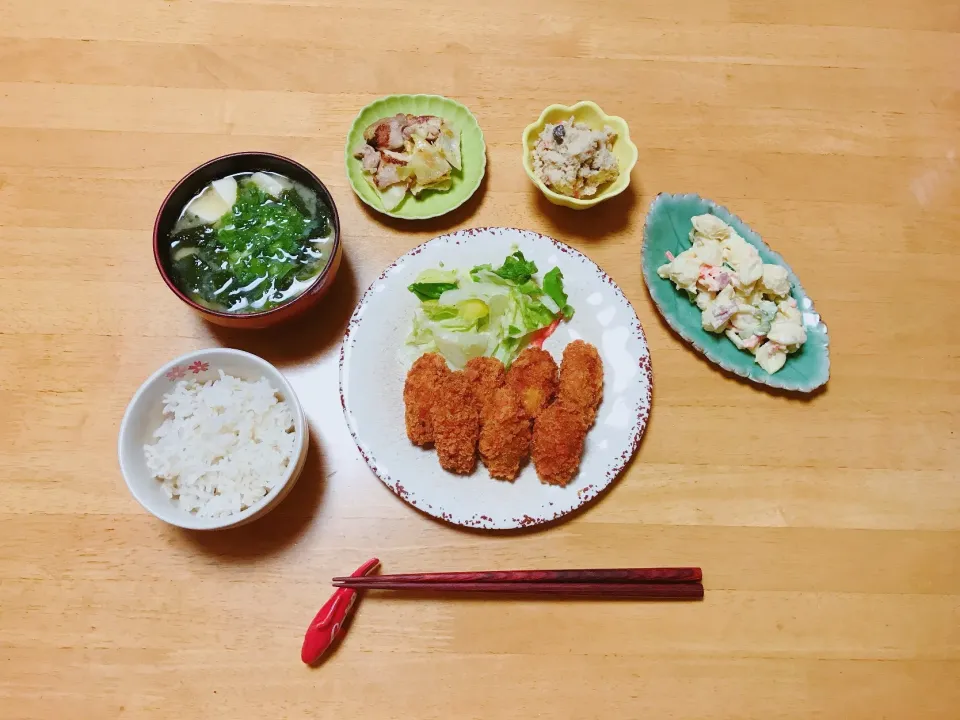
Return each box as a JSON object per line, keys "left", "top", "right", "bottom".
{"left": 2, "top": 0, "right": 958, "bottom": 717}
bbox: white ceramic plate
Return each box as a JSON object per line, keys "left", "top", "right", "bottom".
{"left": 340, "top": 227, "right": 652, "bottom": 530}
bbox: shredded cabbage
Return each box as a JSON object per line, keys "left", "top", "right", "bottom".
{"left": 375, "top": 183, "right": 407, "bottom": 211}
{"left": 436, "top": 125, "right": 462, "bottom": 170}
{"left": 408, "top": 140, "right": 451, "bottom": 186}
{"left": 405, "top": 251, "right": 573, "bottom": 368}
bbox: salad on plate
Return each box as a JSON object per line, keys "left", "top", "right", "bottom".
{"left": 405, "top": 250, "right": 574, "bottom": 368}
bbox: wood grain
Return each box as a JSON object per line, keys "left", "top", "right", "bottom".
{"left": 0, "top": 0, "right": 957, "bottom": 717}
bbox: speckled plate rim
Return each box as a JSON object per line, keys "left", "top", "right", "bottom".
{"left": 339, "top": 227, "right": 654, "bottom": 531}
{"left": 641, "top": 192, "right": 831, "bottom": 393}
{"left": 521, "top": 100, "right": 639, "bottom": 209}
{"left": 344, "top": 94, "right": 487, "bottom": 220}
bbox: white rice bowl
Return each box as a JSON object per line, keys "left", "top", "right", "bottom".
{"left": 118, "top": 348, "right": 308, "bottom": 530}
{"left": 144, "top": 371, "right": 296, "bottom": 518}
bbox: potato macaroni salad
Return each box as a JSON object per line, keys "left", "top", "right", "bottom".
{"left": 657, "top": 214, "right": 806, "bottom": 374}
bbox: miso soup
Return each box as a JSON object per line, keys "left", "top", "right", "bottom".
{"left": 169, "top": 172, "right": 333, "bottom": 313}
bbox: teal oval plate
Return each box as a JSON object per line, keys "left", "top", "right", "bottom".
{"left": 642, "top": 193, "right": 830, "bottom": 392}
{"left": 344, "top": 94, "right": 486, "bottom": 220}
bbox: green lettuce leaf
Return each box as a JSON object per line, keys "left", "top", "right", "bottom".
{"left": 493, "top": 251, "right": 538, "bottom": 283}
{"left": 542, "top": 267, "right": 575, "bottom": 319}
{"left": 473, "top": 251, "right": 538, "bottom": 284}
{"left": 408, "top": 281, "right": 459, "bottom": 301}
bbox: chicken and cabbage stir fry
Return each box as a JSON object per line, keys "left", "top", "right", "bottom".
{"left": 657, "top": 214, "right": 806, "bottom": 374}
{"left": 353, "top": 113, "right": 461, "bottom": 210}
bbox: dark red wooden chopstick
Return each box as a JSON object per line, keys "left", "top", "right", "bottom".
{"left": 331, "top": 567, "right": 702, "bottom": 585}
{"left": 331, "top": 580, "right": 703, "bottom": 600}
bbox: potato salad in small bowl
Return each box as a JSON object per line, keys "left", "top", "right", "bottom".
{"left": 657, "top": 214, "right": 806, "bottom": 375}
{"left": 642, "top": 193, "right": 830, "bottom": 392}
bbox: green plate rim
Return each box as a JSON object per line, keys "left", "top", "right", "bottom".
{"left": 641, "top": 192, "right": 831, "bottom": 393}
{"left": 343, "top": 94, "right": 487, "bottom": 220}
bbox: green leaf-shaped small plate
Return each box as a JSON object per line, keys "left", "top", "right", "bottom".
{"left": 344, "top": 94, "right": 486, "bottom": 220}
{"left": 642, "top": 193, "right": 830, "bottom": 392}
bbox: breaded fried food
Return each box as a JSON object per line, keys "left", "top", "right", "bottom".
{"left": 531, "top": 402, "right": 588, "bottom": 487}
{"left": 479, "top": 387, "right": 531, "bottom": 481}
{"left": 558, "top": 340, "right": 603, "bottom": 426}
{"left": 431, "top": 371, "right": 480, "bottom": 474}
{"left": 403, "top": 352, "right": 450, "bottom": 446}
{"left": 505, "top": 347, "right": 558, "bottom": 419}
{"left": 464, "top": 356, "right": 506, "bottom": 408}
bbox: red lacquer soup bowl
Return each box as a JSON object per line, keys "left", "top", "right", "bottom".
{"left": 153, "top": 152, "right": 342, "bottom": 329}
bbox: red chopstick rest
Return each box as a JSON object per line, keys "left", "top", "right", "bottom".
{"left": 301, "top": 557, "right": 379, "bottom": 665}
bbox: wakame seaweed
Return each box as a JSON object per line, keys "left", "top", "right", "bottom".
{"left": 169, "top": 174, "right": 332, "bottom": 313}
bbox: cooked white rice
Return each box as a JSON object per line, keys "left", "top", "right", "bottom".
{"left": 144, "top": 370, "right": 296, "bottom": 518}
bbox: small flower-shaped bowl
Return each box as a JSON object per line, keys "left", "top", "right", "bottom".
{"left": 118, "top": 348, "right": 309, "bottom": 530}
{"left": 521, "top": 101, "right": 638, "bottom": 210}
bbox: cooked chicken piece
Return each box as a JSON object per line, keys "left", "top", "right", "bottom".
{"left": 353, "top": 144, "right": 381, "bottom": 173}
{"left": 381, "top": 149, "right": 412, "bottom": 164}
{"left": 409, "top": 114, "right": 443, "bottom": 129}
{"left": 403, "top": 114, "right": 443, "bottom": 141}
{"left": 374, "top": 161, "right": 405, "bottom": 189}
{"left": 364, "top": 114, "right": 407, "bottom": 150}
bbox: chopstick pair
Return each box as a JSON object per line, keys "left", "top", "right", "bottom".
{"left": 332, "top": 567, "right": 704, "bottom": 600}
{"left": 303, "top": 563, "right": 704, "bottom": 665}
